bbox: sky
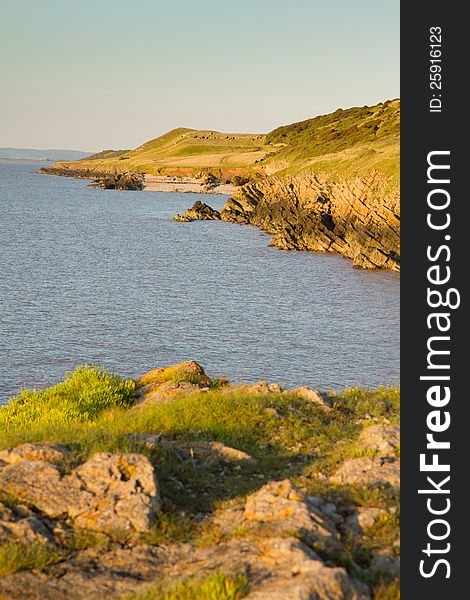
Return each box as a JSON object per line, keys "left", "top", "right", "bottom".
{"left": 0, "top": 0, "right": 399, "bottom": 152}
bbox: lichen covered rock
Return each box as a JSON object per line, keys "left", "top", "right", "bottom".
{"left": 0, "top": 447, "right": 160, "bottom": 533}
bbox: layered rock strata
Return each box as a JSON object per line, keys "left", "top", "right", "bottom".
{"left": 220, "top": 172, "right": 400, "bottom": 270}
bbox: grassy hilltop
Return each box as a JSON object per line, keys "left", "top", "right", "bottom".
{"left": 48, "top": 99, "right": 399, "bottom": 183}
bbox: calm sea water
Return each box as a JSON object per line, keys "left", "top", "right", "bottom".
{"left": 0, "top": 162, "right": 399, "bottom": 403}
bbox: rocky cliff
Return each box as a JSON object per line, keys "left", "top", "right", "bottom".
{"left": 220, "top": 172, "right": 400, "bottom": 270}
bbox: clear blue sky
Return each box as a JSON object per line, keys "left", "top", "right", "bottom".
{"left": 0, "top": 0, "right": 399, "bottom": 152}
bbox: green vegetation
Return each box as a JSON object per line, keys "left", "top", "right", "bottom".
{"left": 0, "top": 366, "right": 136, "bottom": 433}
{"left": 127, "top": 573, "right": 250, "bottom": 600}
{"left": 0, "top": 542, "right": 64, "bottom": 576}
{"left": 139, "top": 364, "right": 210, "bottom": 387}
{"left": 66, "top": 128, "right": 268, "bottom": 175}
{"left": 47, "top": 100, "right": 399, "bottom": 183}
{"left": 84, "top": 149, "right": 130, "bottom": 160}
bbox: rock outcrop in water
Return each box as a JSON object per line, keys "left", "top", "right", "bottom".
{"left": 220, "top": 172, "right": 400, "bottom": 270}
{"left": 173, "top": 200, "right": 221, "bottom": 222}
{"left": 0, "top": 360, "right": 400, "bottom": 599}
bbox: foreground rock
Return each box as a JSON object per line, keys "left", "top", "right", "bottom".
{"left": 331, "top": 424, "right": 400, "bottom": 487}
{"left": 173, "top": 200, "right": 221, "bottom": 222}
{"left": 243, "top": 480, "right": 342, "bottom": 555}
{"left": 220, "top": 172, "right": 400, "bottom": 270}
{"left": 0, "top": 478, "right": 369, "bottom": 600}
{"left": 0, "top": 446, "right": 160, "bottom": 533}
{"left": 136, "top": 360, "right": 212, "bottom": 405}
{"left": 0, "top": 535, "right": 369, "bottom": 600}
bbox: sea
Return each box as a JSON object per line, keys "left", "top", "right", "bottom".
{"left": 0, "top": 161, "right": 400, "bottom": 403}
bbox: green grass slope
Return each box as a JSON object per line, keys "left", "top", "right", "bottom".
{"left": 73, "top": 128, "right": 269, "bottom": 176}
{"left": 49, "top": 99, "right": 399, "bottom": 182}
{"left": 263, "top": 99, "right": 399, "bottom": 182}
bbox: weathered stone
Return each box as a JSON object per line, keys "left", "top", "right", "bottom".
{"left": 137, "top": 361, "right": 211, "bottom": 405}
{"left": 330, "top": 456, "right": 400, "bottom": 488}
{"left": 0, "top": 459, "right": 76, "bottom": 516}
{"left": 247, "top": 537, "right": 370, "bottom": 600}
{"left": 242, "top": 381, "right": 283, "bottom": 394}
{"left": 0, "top": 443, "right": 71, "bottom": 465}
{"left": 171, "top": 440, "right": 253, "bottom": 463}
{"left": 288, "top": 386, "right": 331, "bottom": 410}
{"left": 70, "top": 453, "right": 160, "bottom": 532}
{"left": 173, "top": 201, "right": 221, "bottom": 222}
{"left": 343, "top": 507, "right": 388, "bottom": 537}
{"left": 0, "top": 544, "right": 167, "bottom": 600}
{"left": 357, "top": 424, "right": 400, "bottom": 457}
{"left": 139, "top": 360, "right": 211, "bottom": 388}
{"left": 0, "top": 501, "right": 55, "bottom": 545}
{"left": 128, "top": 435, "right": 254, "bottom": 463}
{"left": 138, "top": 381, "right": 205, "bottom": 405}
{"left": 0, "top": 452, "right": 160, "bottom": 533}
{"left": 243, "top": 480, "right": 340, "bottom": 553}
{"left": 0, "top": 536, "right": 369, "bottom": 600}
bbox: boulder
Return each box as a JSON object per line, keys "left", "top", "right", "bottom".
{"left": 139, "top": 360, "right": 210, "bottom": 388}
{"left": 0, "top": 448, "right": 160, "bottom": 533}
{"left": 330, "top": 425, "right": 400, "bottom": 488}
{"left": 241, "top": 381, "right": 283, "bottom": 394}
{"left": 0, "top": 442, "right": 71, "bottom": 465}
{"left": 343, "top": 507, "right": 388, "bottom": 537}
{"left": 369, "top": 554, "right": 400, "bottom": 577}
{"left": 137, "top": 360, "right": 211, "bottom": 405}
{"left": 138, "top": 381, "right": 205, "bottom": 405}
{"left": 247, "top": 537, "right": 370, "bottom": 600}
{"left": 127, "top": 434, "right": 254, "bottom": 463}
{"left": 243, "top": 479, "right": 340, "bottom": 554}
{"left": 288, "top": 386, "right": 331, "bottom": 410}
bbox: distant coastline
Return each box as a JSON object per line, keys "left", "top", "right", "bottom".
{"left": 0, "top": 158, "right": 53, "bottom": 163}
{"left": 0, "top": 148, "right": 92, "bottom": 162}
{"left": 37, "top": 100, "right": 400, "bottom": 271}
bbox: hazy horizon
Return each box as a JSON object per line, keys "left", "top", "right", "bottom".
{"left": 1, "top": 0, "right": 399, "bottom": 152}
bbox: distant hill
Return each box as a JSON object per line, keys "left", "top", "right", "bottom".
{"left": 0, "top": 148, "right": 93, "bottom": 161}
{"left": 44, "top": 99, "right": 399, "bottom": 185}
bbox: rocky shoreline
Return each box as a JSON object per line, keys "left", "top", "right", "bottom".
{"left": 173, "top": 172, "right": 400, "bottom": 271}
{"left": 0, "top": 361, "right": 400, "bottom": 599}
{"left": 39, "top": 164, "right": 400, "bottom": 270}
{"left": 38, "top": 165, "right": 236, "bottom": 194}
